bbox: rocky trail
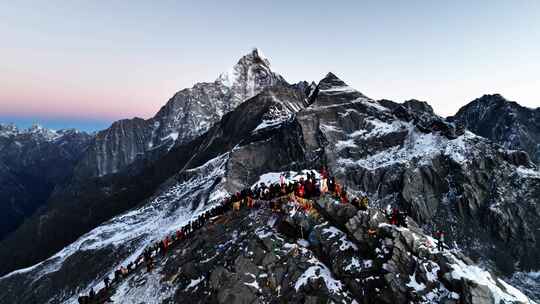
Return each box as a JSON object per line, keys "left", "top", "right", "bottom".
{"left": 76, "top": 174, "right": 533, "bottom": 304}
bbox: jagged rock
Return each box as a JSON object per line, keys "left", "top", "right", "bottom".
{"left": 500, "top": 149, "right": 533, "bottom": 168}
{"left": 295, "top": 73, "right": 540, "bottom": 284}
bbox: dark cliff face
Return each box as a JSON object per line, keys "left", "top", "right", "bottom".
{"left": 74, "top": 118, "right": 154, "bottom": 178}
{"left": 454, "top": 94, "right": 540, "bottom": 165}
{"left": 0, "top": 125, "right": 93, "bottom": 240}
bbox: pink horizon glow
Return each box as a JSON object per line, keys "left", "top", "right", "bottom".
{"left": 0, "top": 78, "right": 178, "bottom": 121}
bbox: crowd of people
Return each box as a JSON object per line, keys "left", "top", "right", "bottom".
{"left": 78, "top": 203, "right": 230, "bottom": 304}
{"left": 79, "top": 167, "right": 436, "bottom": 304}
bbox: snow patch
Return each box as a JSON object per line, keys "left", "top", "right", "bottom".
{"left": 294, "top": 264, "right": 343, "bottom": 294}
{"left": 185, "top": 276, "right": 205, "bottom": 291}
{"left": 252, "top": 170, "right": 320, "bottom": 188}
{"left": 338, "top": 127, "right": 474, "bottom": 170}
{"left": 449, "top": 255, "right": 531, "bottom": 303}
{"left": 162, "top": 132, "right": 179, "bottom": 142}
{"left": 319, "top": 85, "right": 357, "bottom": 94}
{"left": 407, "top": 272, "right": 426, "bottom": 292}
{"left": 517, "top": 166, "right": 540, "bottom": 179}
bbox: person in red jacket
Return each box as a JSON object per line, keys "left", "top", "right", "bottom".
{"left": 320, "top": 166, "right": 329, "bottom": 179}
{"left": 297, "top": 183, "right": 305, "bottom": 198}
{"left": 390, "top": 208, "right": 399, "bottom": 226}
{"left": 162, "top": 236, "right": 169, "bottom": 254}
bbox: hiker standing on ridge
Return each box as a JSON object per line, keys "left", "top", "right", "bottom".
{"left": 360, "top": 197, "right": 369, "bottom": 211}
{"left": 328, "top": 177, "right": 336, "bottom": 194}
{"left": 334, "top": 181, "right": 342, "bottom": 199}
{"left": 436, "top": 230, "right": 445, "bottom": 252}
{"left": 320, "top": 175, "right": 328, "bottom": 194}
{"left": 390, "top": 208, "right": 399, "bottom": 226}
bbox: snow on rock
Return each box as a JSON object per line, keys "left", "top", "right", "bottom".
{"left": 297, "top": 239, "right": 310, "bottom": 248}
{"left": 2, "top": 153, "right": 230, "bottom": 304}
{"left": 319, "top": 85, "right": 358, "bottom": 94}
{"left": 321, "top": 226, "right": 358, "bottom": 251}
{"left": 320, "top": 123, "right": 343, "bottom": 133}
{"left": 184, "top": 276, "right": 205, "bottom": 291}
{"left": 448, "top": 254, "right": 532, "bottom": 303}
{"left": 335, "top": 139, "right": 357, "bottom": 151}
{"left": 0, "top": 123, "right": 76, "bottom": 142}
{"left": 244, "top": 278, "right": 262, "bottom": 292}
{"left": 253, "top": 101, "right": 295, "bottom": 133}
{"left": 344, "top": 257, "right": 361, "bottom": 272}
{"left": 111, "top": 267, "right": 176, "bottom": 303}
{"left": 251, "top": 170, "right": 320, "bottom": 188}
{"left": 361, "top": 99, "right": 390, "bottom": 112}
{"left": 517, "top": 166, "right": 540, "bottom": 179}
{"left": 255, "top": 227, "right": 273, "bottom": 239}
{"left": 294, "top": 263, "right": 343, "bottom": 294}
{"left": 407, "top": 271, "right": 426, "bottom": 292}
{"left": 508, "top": 271, "right": 540, "bottom": 301}
{"left": 161, "top": 132, "right": 179, "bottom": 142}
{"left": 338, "top": 128, "right": 476, "bottom": 170}
{"left": 351, "top": 118, "right": 408, "bottom": 140}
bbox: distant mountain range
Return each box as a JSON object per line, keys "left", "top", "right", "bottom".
{"left": 0, "top": 124, "right": 92, "bottom": 239}
{"left": 0, "top": 49, "right": 539, "bottom": 303}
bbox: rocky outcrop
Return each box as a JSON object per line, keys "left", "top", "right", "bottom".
{"left": 0, "top": 124, "right": 92, "bottom": 239}
{"left": 293, "top": 74, "right": 540, "bottom": 280}
{"left": 454, "top": 94, "right": 540, "bottom": 165}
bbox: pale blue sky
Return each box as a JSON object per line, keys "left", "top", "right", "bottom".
{"left": 1, "top": 1, "right": 539, "bottom": 131}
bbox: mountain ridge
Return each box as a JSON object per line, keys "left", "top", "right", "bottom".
{"left": 454, "top": 94, "right": 540, "bottom": 165}
{"left": 1, "top": 51, "right": 540, "bottom": 303}
{"left": 0, "top": 123, "right": 93, "bottom": 240}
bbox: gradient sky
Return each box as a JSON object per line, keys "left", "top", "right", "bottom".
{"left": 1, "top": 1, "right": 539, "bottom": 131}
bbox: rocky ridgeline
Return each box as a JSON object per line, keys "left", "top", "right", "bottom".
{"left": 60, "top": 191, "right": 532, "bottom": 303}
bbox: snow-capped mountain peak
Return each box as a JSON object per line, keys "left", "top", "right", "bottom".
{"left": 0, "top": 123, "right": 18, "bottom": 137}
{"left": 316, "top": 72, "right": 368, "bottom": 98}
{"left": 0, "top": 123, "right": 76, "bottom": 142}
{"left": 216, "top": 48, "right": 285, "bottom": 103}
{"left": 216, "top": 48, "right": 272, "bottom": 87}
{"left": 76, "top": 49, "right": 290, "bottom": 177}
